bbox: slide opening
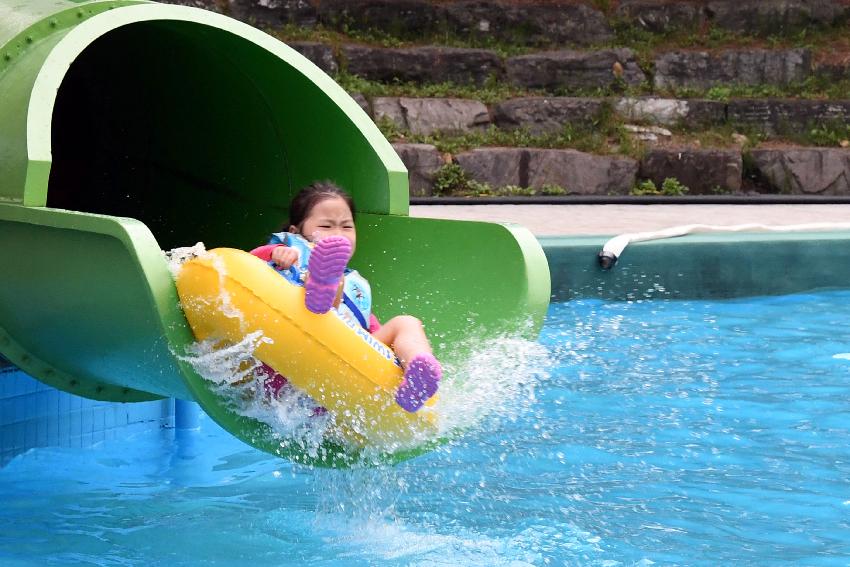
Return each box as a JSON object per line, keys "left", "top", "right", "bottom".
{"left": 47, "top": 19, "right": 292, "bottom": 251}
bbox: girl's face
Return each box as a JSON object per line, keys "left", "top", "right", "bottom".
{"left": 291, "top": 196, "right": 356, "bottom": 252}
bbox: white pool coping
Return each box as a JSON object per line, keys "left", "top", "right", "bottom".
{"left": 410, "top": 204, "right": 850, "bottom": 236}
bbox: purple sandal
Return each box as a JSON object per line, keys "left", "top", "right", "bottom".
{"left": 395, "top": 353, "right": 442, "bottom": 412}
{"left": 305, "top": 236, "right": 352, "bottom": 314}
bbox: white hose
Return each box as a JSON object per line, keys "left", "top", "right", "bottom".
{"left": 600, "top": 222, "right": 850, "bottom": 268}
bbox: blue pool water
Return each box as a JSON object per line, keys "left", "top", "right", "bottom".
{"left": 2, "top": 290, "right": 850, "bottom": 565}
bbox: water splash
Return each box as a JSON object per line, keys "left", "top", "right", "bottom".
{"left": 163, "top": 242, "right": 206, "bottom": 278}
{"left": 163, "top": 246, "right": 551, "bottom": 465}
{"left": 436, "top": 334, "right": 551, "bottom": 436}
{"left": 177, "top": 333, "right": 333, "bottom": 460}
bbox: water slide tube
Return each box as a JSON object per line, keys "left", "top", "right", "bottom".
{"left": 0, "top": 0, "right": 551, "bottom": 466}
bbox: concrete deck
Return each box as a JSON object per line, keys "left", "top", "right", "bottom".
{"left": 410, "top": 204, "right": 850, "bottom": 236}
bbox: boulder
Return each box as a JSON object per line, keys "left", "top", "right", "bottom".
{"left": 749, "top": 148, "right": 850, "bottom": 194}
{"left": 640, "top": 149, "right": 743, "bottom": 193}
{"left": 373, "top": 97, "right": 490, "bottom": 135}
{"left": 727, "top": 99, "right": 850, "bottom": 135}
{"left": 342, "top": 45, "right": 503, "bottom": 85}
{"left": 492, "top": 97, "right": 608, "bottom": 135}
{"left": 654, "top": 49, "right": 812, "bottom": 90}
{"left": 288, "top": 41, "right": 338, "bottom": 74}
{"left": 507, "top": 49, "right": 646, "bottom": 91}
{"left": 392, "top": 143, "right": 445, "bottom": 197}
{"left": 455, "top": 148, "right": 638, "bottom": 195}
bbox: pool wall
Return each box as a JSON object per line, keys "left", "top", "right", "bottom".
{"left": 543, "top": 231, "right": 850, "bottom": 301}
{"left": 1, "top": 360, "right": 173, "bottom": 467}
{"left": 4, "top": 231, "right": 850, "bottom": 464}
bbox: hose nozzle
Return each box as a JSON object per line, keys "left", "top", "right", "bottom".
{"left": 597, "top": 250, "right": 618, "bottom": 270}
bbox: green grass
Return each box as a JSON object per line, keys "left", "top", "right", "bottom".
{"left": 334, "top": 73, "right": 546, "bottom": 104}
{"left": 335, "top": 67, "right": 850, "bottom": 108}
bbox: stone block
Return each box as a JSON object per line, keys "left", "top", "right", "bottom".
{"left": 492, "top": 97, "right": 607, "bottom": 135}
{"left": 229, "top": 0, "right": 318, "bottom": 27}
{"left": 654, "top": 49, "right": 812, "bottom": 90}
{"left": 342, "top": 45, "right": 503, "bottom": 86}
{"left": 392, "top": 143, "right": 444, "bottom": 197}
{"left": 159, "top": 0, "right": 225, "bottom": 11}
{"left": 615, "top": 1, "right": 703, "bottom": 33}
{"left": 507, "top": 49, "right": 646, "bottom": 91}
{"left": 374, "top": 97, "right": 489, "bottom": 135}
{"left": 749, "top": 148, "right": 850, "bottom": 194}
{"left": 455, "top": 148, "right": 638, "bottom": 195}
{"left": 526, "top": 150, "right": 638, "bottom": 195}
{"left": 444, "top": 1, "right": 612, "bottom": 47}
{"left": 640, "top": 149, "right": 743, "bottom": 194}
{"left": 288, "top": 41, "right": 338, "bottom": 74}
{"left": 706, "top": 0, "right": 850, "bottom": 36}
{"left": 615, "top": 97, "right": 727, "bottom": 128}
{"left": 617, "top": 0, "right": 850, "bottom": 36}
{"left": 316, "top": 0, "right": 445, "bottom": 39}
{"left": 309, "top": 0, "right": 611, "bottom": 47}
{"left": 350, "top": 93, "right": 370, "bottom": 115}
{"left": 455, "top": 148, "right": 524, "bottom": 188}
{"left": 727, "top": 99, "right": 850, "bottom": 135}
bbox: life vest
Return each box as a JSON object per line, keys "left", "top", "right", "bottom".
{"left": 268, "top": 232, "right": 372, "bottom": 330}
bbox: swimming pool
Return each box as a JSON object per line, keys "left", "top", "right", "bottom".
{"left": 2, "top": 290, "right": 849, "bottom": 565}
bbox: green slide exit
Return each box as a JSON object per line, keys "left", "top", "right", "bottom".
{"left": 0, "top": 0, "right": 550, "bottom": 464}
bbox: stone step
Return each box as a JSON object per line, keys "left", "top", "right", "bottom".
{"left": 395, "top": 143, "right": 850, "bottom": 198}
{"left": 167, "top": 0, "right": 850, "bottom": 45}
{"left": 283, "top": 41, "right": 846, "bottom": 92}
{"left": 365, "top": 94, "right": 850, "bottom": 137}
{"left": 616, "top": 0, "right": 850, "bottom": 37}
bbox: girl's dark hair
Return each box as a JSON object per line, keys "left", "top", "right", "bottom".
{"left": 286, "top": 181, "right": 355, "bottom": 230}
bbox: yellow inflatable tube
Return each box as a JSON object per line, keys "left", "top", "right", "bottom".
{"left": 176, "top": 248, "right": 438, "bottom": 449}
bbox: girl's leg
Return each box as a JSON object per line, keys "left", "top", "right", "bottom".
{"left": 371, "top": 315, "right": 432, "bottom": 366}
{"left": 373, "top": 316, "right": 442, "bottom": 412}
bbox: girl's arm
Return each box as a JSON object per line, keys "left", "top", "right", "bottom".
{"left": 368, "top": 314, "right": 382, "bottom": 333}
{"left": 251, "top": 244, "right": 299, "bottom": 269}
{"left": 249, "top": 244, "right": 282, "bottom": 262}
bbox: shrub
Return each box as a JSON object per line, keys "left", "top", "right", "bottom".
{"left": 631, "top": 178, "right": 689, "bottom": 196}
{"left": 432, "top": 163, "right": 469, "bottom": 196}
{"left": 661, "top": 177, "right": 689, "bottom": 196}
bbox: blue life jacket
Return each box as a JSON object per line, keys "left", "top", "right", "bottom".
{"left": 268, "top": 232, "right": 372, "bottom": 330}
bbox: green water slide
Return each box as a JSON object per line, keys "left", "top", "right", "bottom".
{"left": 0, "top": 0, "right": 550, "bottom": 464}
